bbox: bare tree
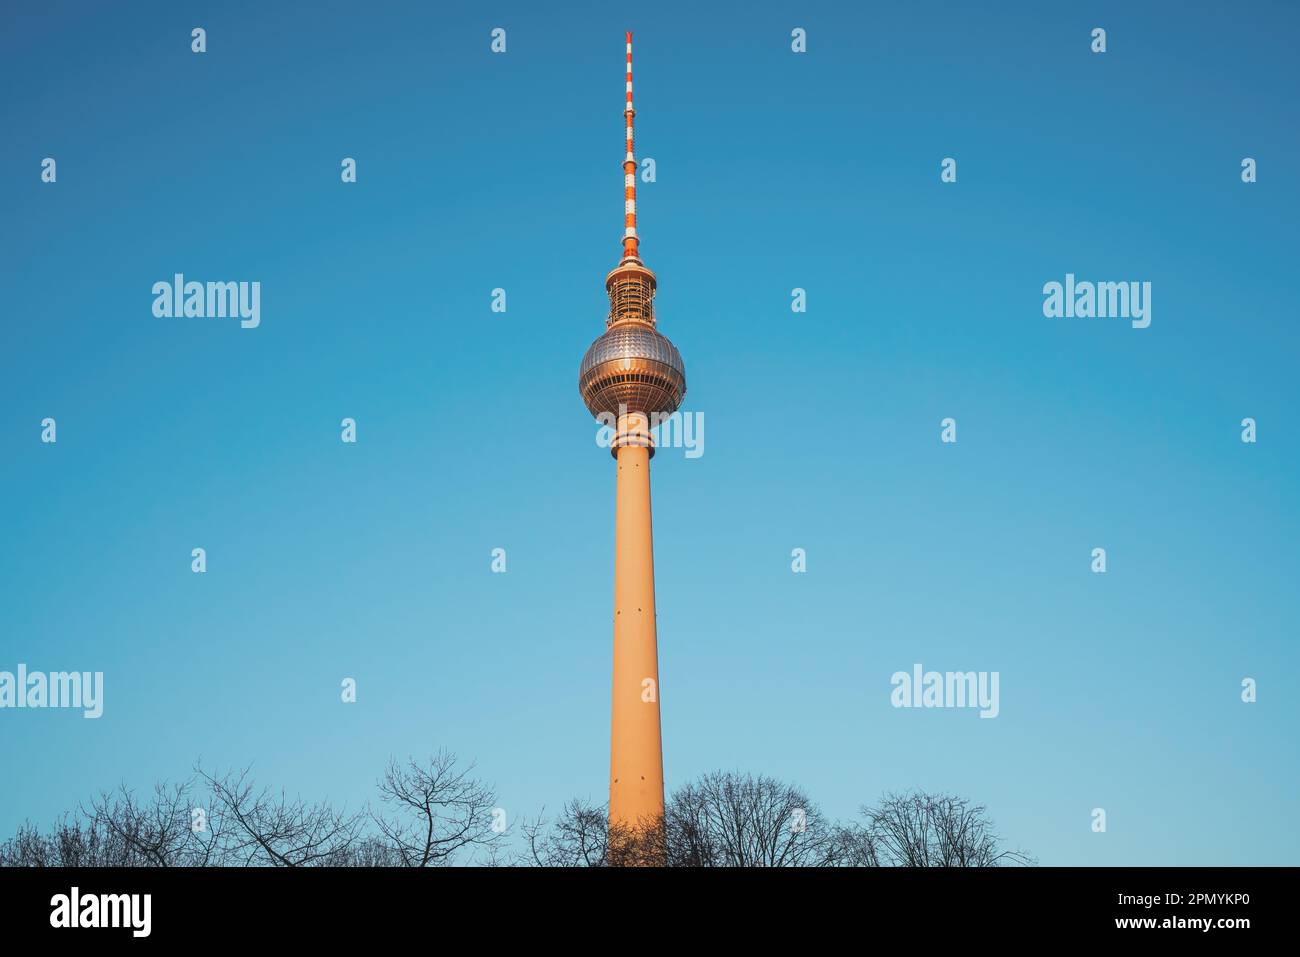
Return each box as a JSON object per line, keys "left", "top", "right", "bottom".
{"left": 525, "top": 774, "right": 847, "bottom": 867}
{"left": 831, "top": 820, "right": 881, "bottom": 867}
{"left": 4, "top": 781, "right": 227, "bottom": 868}
{"left": 320, "top": 836, "right": 403, "bottom": 867}
{"left": 860, "top": 791, "right": 1035, "bottom": 867}
{"left": 521, "top": 799, "right": 609, "bottom": 867}
{"left": 665, "top": 771, "right": 840, "bottom": 867}
{"left": 0, "top": 816, "right": 138, "bottom": 867}
{"left": 370, "top": 752, "right": 500, "bottom": 866}
{"left": 198, "top": 767, "right": 362, "bottom": 867}
{"left": 521, "top": 799, "right": 672, "bottom": 867}
{"left": 607, "top": 816, "right": 668, "bottom": 867}
{"left": 83, "top": 779, "right": 233, "bottom": 867}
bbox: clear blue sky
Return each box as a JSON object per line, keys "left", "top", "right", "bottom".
{"left": 2, "top": 0, "right": 1297, "bottom": 865}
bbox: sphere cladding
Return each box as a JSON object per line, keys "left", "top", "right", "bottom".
{"left": 578, "top": 321, "right": 686, "bottom": 420}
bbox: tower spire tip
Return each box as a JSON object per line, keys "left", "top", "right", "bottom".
{"left": 622, "top": 32, "right": 639, "bottom": 263}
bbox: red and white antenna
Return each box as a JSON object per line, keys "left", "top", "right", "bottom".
{"left": 622, "top": 30, "right": 640, "bottom": 264}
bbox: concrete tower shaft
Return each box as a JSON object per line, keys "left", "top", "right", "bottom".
{"left": 609, "top": 426, "right": 663, "bottom": 840}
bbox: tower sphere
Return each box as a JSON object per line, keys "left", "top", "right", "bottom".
{"left": 579, "top": 319, "right": 686, "bottom": 420}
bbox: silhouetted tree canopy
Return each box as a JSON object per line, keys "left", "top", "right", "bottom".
{"left": 0, "top": 752, "right": 501, "bottom": 868}
{"left": 1, "top": 761, "right": 1032, "bottom": 867}
{"left": 521, "top": 772, "right": 1034, "bottom": 867}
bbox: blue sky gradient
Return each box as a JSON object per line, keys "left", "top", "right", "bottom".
{"left": 2, "top": 1, "right": 1297, "bottom": 864}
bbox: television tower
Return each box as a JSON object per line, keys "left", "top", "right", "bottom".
{"left": 578, "top": 31, "right": 686, "bottom": 852}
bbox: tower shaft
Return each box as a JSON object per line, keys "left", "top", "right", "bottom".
{"left": 609, "top": 414, "right": 665, "bottom": 843}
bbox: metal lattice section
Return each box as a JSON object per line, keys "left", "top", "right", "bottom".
{"left": 607, "top": 274, "right": 656, "bottom": 326}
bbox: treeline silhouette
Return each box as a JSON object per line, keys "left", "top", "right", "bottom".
{"left": 0, "top": 752, "right": 1034, "bottom": 867}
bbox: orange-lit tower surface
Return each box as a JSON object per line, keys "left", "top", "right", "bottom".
{"left": 578, "top": 32, "right": 686, "bottom": 854}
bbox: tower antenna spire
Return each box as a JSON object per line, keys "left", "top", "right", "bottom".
{"left": 622, "top": 30, "right": 639, "bottom": 264}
